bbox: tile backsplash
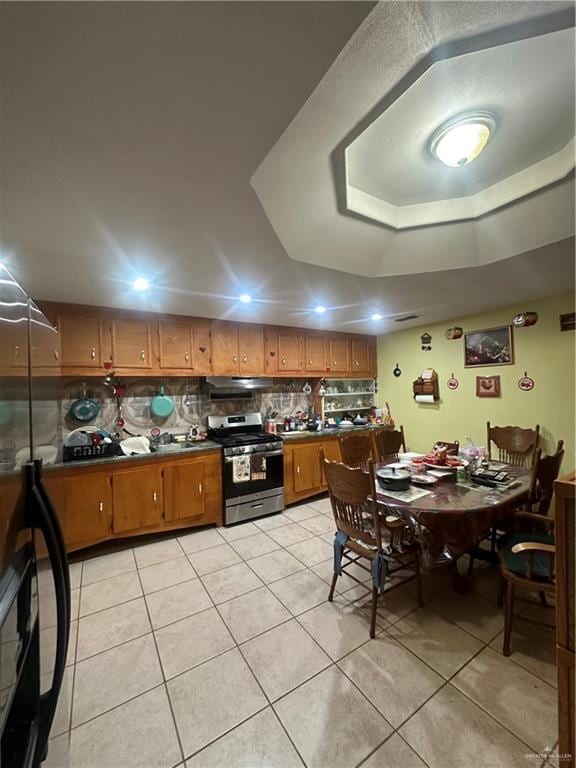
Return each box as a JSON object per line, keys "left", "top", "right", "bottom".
{"left": 61, "top": 377, "right": 314, "bottom": 440}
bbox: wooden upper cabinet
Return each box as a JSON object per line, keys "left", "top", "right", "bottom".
{"left": 277, "top": 330, "right": 302, "bottom": 374}
{"left": 351, "top": 338, "right": 370, "bottom": 374}
{"left": 112, "top": 466, "right": 163, "bottom": 533}
{"left": 57, "top": 311, "right": 103, "bottom": 369}
{"left": 211, "top": 321, "right": 240, "bottom": 376}
{"left": 239, "top": 324, "right": 264, "bottom": 376}
{"left": 212, "top": 321, "right": 264, "bottom": 376}
{"left": 158, "top": 318, "right": 193, "bottom": 371}
{"left": 192, "top": 319, "right": 212, "bottom": 375}
{"left": 111, "top": 316, "right": 153, "bottom": 370}
{"left": 327, "top": 337, "right": 349, "bottom": 374}
{"left": 305, "top": 335, "right": 326, "bottom": 373}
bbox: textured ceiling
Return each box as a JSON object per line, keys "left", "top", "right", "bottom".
{"left": 0, "top": 1, "right": 574, "bottom": 336}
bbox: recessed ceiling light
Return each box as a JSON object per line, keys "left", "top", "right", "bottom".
{"left": 371, "top": 313, "right": 383, "bottom": 321}
{"left": 430, "top": 112, "right": 495, "bottom": 168}
{"left": 314, "top": 305, "right": 327, "bottom": 314}
{"left": 132, "top": 276, "right": 150, "bottom": 292}
{"left": 239, "top": 294, "right": 252, "bottom": 304}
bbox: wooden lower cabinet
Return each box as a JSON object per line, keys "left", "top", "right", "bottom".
{"left": 112, "top": 466, "right": 164, "bottom": 534}
{"left": 44, "top": 451, "right": 223, "bottom": 552}
{"left": 284, "top": 437, "right": 342, "bottom": 505}
{"left": 163, "top": 453, "right": 221, "bottom": 526}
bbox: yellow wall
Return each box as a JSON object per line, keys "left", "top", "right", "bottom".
{"left": 376, "top": 293, "right": 575, "bottom": 472}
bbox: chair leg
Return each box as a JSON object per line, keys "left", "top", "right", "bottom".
{"left": 467, "top": 552, "right": 475, "bottom": 576}
{"left": 503, "top": 581, "right": 515, "bottom": 657}
{"left": 539, "top": 590, "right": 549, "bottom": 607}
{"left": 490, "top": 527, "right": 498, "bottom": 554}
{"left": 370, "top": 584, "right": 378, "bottom": 639}
{"left": 414, "top": 552, "right": 424, "bottom": 607}
{"left": 328, "top": 571, "right": 338, "bottom": 602}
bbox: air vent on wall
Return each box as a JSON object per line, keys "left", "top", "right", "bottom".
{"left": 560, "top": 312, "right": 575, "bottom": 332}
{"left": 394, "top": 314, "right": 420, "bottom": 323}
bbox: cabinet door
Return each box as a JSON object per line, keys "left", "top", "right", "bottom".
{"left": 327, "top": 338, "right": 349, "bottom": 374}
{"left": 239, "top": 324, "right": 264, "bottom": 376}
{"left": 163, "top": 461, "right": 205, "bottom": 523}
{"left": 305, "top": 336, "right": 326, "bottom": 373}
{"left": 57, "top": 312, "right": 103, "bottom": 368}
{"left": 112, "top": 467, "right": 163, "bottom": 533}
{"left": 111, "top": 317, "right": 153, "bottom": 369}
{"left": 191, "top": 319, "right": 212, "bottom": 375}
{"left": 293, "top": 444, "right": 323, "bottom": 493}
{"left": 211, "top": 321, "right": 239, "bottom": 375}
{"left": 62, "top": 473, "right": 111, "bottom": 549}
{"left": 277, "top": 331, "right": 302, "bottom": 373}
{"left": 321, "top": 439, "right": 342, "bottom": 486}
{"left": 351, "top": 339, "right": 370, "bottom": 374}
{"left": 158, "top": 319, "right": 193, "bottom": 371}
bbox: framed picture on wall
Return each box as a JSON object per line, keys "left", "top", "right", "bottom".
{"left": 464, "top": 325, "right": 513, "bottom": 368}
{"left": 476, "top": 375, "right": 501, "bottom": 398}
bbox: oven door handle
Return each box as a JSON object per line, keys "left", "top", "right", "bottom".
{"left": 224, "top": 450, "right": 283, "bottom": 463}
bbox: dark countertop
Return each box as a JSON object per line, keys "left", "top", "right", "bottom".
{"left": 280, "top": 424, "right": 390, "bottom": 442}
{"left": 44, "top": 440, "right": 222, "bottom": 472}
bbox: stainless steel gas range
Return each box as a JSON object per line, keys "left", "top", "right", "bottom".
{"left": 207, "top": 413, "right": 284, "bottom": 525}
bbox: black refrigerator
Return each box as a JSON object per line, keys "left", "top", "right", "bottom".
{"left": 0, "top": 266, "right": 70, "bottom": 766}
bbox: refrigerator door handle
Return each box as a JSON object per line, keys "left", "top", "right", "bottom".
{"left": 25, "top": 461, "right": 70, "bottom": 766}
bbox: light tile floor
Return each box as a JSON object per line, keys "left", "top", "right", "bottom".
{"left": 46, "top": 497, "right": 559, "bottom": 768}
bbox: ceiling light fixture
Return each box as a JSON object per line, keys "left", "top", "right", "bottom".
{"left": 430, "top": 112, "right": 496, "bottom": 168}
{"left": 132, "top": 276, "right": 150, "bottom": 292}
{"left": 371, "top": 313, "right": 383, "bottom": 321}
{"left": 314, "top": 305, "right": 327, "bottom": 315}
{"left": 239, "top": 294, "right": 252, "bottom": 304}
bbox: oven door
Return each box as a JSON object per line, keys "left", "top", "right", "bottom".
{"left": 223, "top": 448, "right": 284, "bottom": 524}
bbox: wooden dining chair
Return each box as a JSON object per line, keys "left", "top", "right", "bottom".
{"left": 486, "top": 422, "right": 540, "bottom": 467}
{"left": 372, "top": 426, "right": 406, "bottom": 462}
{"left": 497, "top": 510, "right": 556, "bottom": 656}
{"left": 468, "top": 441, "right": 564, "bottom": 575}
{"left": 338, "top": 432, "right": 374, "bottom": 470}
{"left": 321, "top": 451, "right": 423, "bottom": 638}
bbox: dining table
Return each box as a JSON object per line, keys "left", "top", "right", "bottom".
{"left": 374, "top": 462, "right": 532, "bottom": 592}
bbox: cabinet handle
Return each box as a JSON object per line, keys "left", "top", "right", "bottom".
{"left": 14, "top": 345, "right": 19, "bottom": 357}
{"left": 242, "top": 355, "right": 247, "bottom": 363}
{"left": 54, "top": 349, "right": 60, "bottom": 361}
{"left": 308, "top": 360, "right": 312, "bottom": 365}
{"left": 140, "top": 350, "right": 146, "bottom": 361}
{"left": 98, "top": 501, "right": 104, "bottom": 512}
{"left": 184, "top": 352, "right": 189, "bottom": 362}
{"left": 296, "top": 465, "right": 300, "bottom": 475}
{"left": 198, "top": 482, "right": 202, "bottom": 495}
{"left": 233, "top": 355, "right": 238, "bottom": 363}
{"left": 355, "top": 360, "right": 359, "bottom": 367}
{"left": 91, "top": 347, "right": 96, "bottom": 360}
{"left": 153, "top": 491, "right": 157, "bottom": 502}
{"left": 281, "top": 357, "right": 286, "bottom": 365}
{"left": 333, "top": 360, "right": 337, "bottom": 366}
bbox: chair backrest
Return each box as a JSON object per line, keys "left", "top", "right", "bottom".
{"left": 321, "top": 450, "right": 382, "bottom": 549}
{"left": 435, "top": 440, "right": 460, "bottom": 456}
{"left": 372, "top": 426, "right": 406, "bottom": 462}
{"left": 487, "top": 421, "right": 540, "bottom": 467}
{"left": 339, "top": 432, "right": 374, "bottom": 470}
{"left": 529, "top": 440, "right": 565, "bottom": 515}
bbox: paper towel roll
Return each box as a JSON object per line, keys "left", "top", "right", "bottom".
{"left": 415, "top": 394, "right": 435, "bottom": 404}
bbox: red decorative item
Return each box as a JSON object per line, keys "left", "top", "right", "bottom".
{"left": 518, "top": 372, "right": 535, "bottom": 391}
{"left": 150, "top": 427, "right": 161, "bottom": 437}
{"left": 447, "top": 373, "right": 459, "bottom": 390}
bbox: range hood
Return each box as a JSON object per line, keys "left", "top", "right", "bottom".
{"left": 204, "top": 377, "right": 271, "bottom": 400}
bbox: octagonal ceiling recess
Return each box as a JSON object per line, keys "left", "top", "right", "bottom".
{"left": 251, "top": 2, "right": 575, "bottom": 278}
{"left": 344, "top": 27, "right": 575, "bottom": 229}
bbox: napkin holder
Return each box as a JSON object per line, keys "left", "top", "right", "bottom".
{"left": 413, "top": 369, "right": 439, "bottom": 401}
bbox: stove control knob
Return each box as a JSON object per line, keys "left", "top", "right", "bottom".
{"left": 266, "top": 442, "right": 276, "bottom": 451}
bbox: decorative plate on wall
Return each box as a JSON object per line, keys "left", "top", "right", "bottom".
{"left": 518, "top": 372, "right": 535, "bottom": 391}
